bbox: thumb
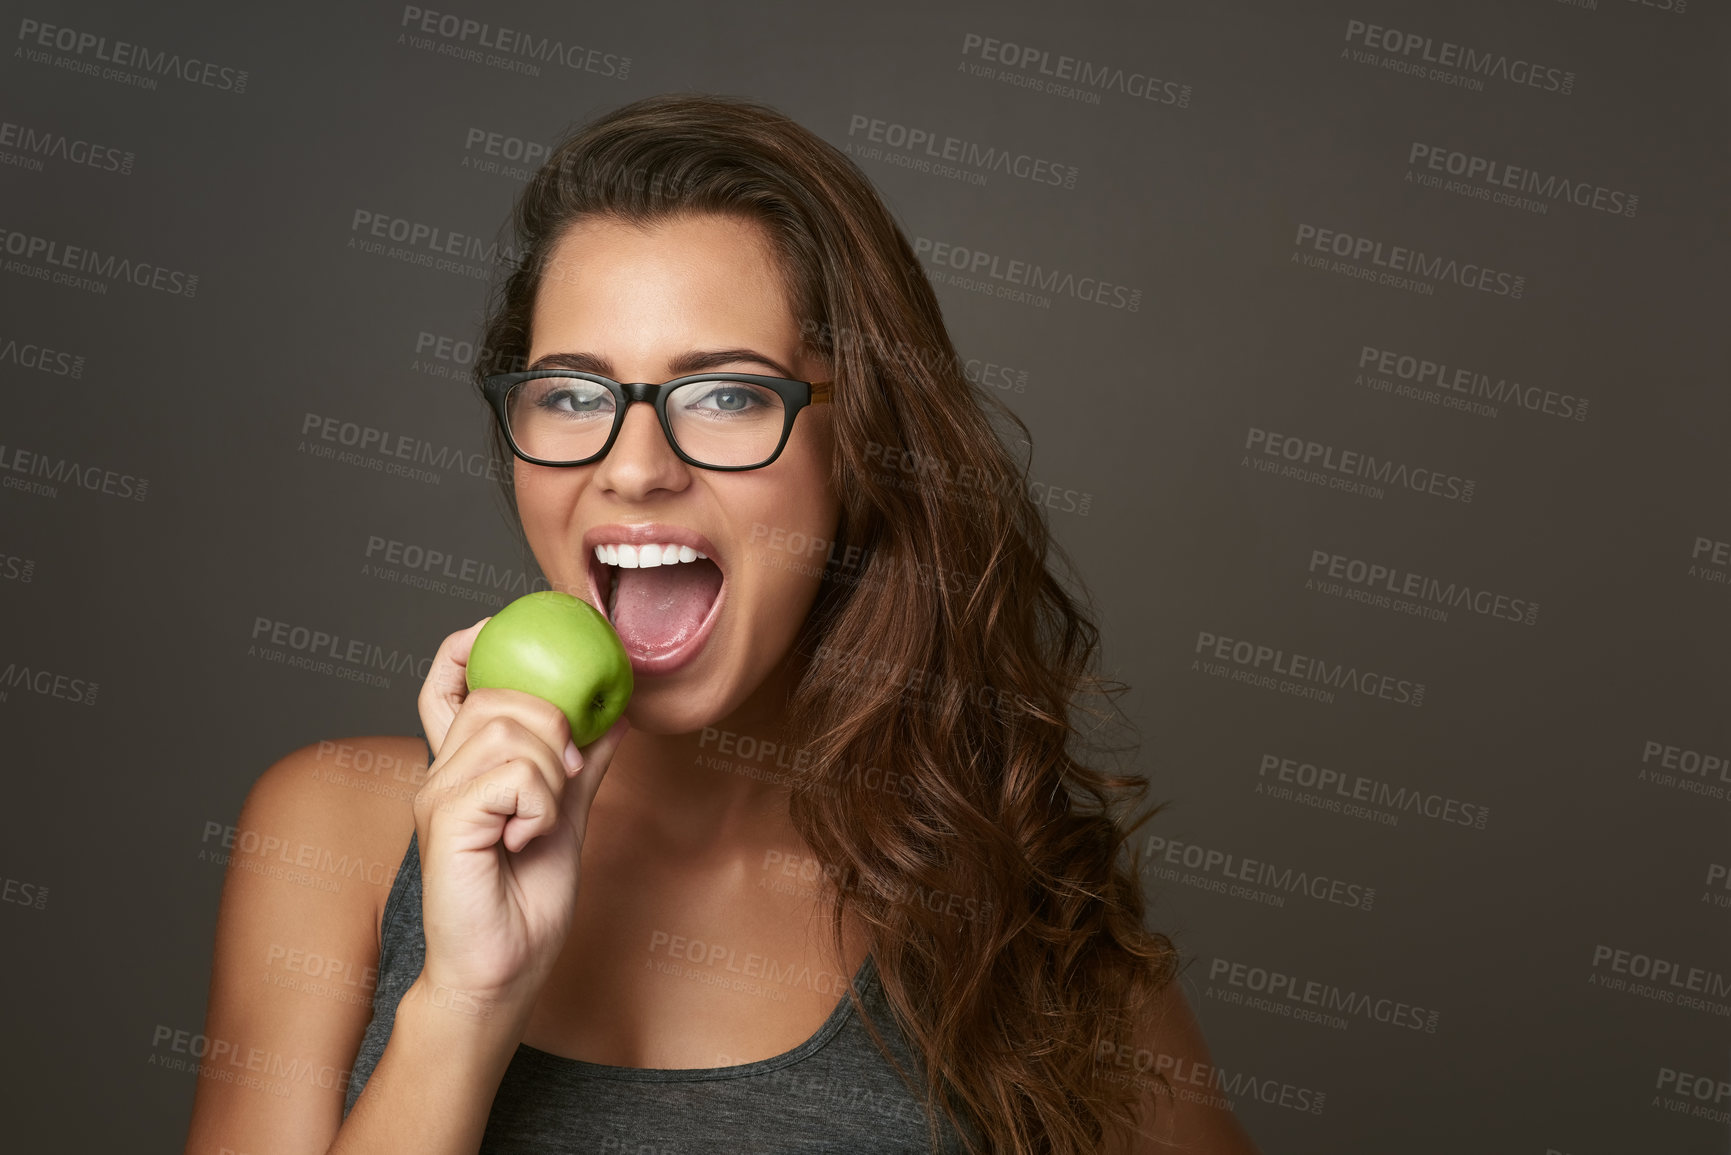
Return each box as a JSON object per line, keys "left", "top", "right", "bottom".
{"left": 417, "top": 616, "right": 492, "bottom": 758}
{"left": 568, "top": 714, "right": 630, "bottom": 804}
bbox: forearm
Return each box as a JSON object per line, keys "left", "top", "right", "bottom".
{"left": 327, "top": 977, "right": 532, "bottom": 1155}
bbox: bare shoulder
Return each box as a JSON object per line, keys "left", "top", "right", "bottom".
{"left": 1101, "top": 974, "right": 1265, "bottom": 1155}
{"left": 236, "top": 735, "right": 425, "bottom": 935}
{"left": 182, "top": 734, "right": 427, "bottom": 1154}
{"left": 244, "top": 735, "right": 427, "bottom": 918}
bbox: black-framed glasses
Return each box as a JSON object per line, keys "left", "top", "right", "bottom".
{"left": 482, "top": 370, "right": 833, "bottom": 471}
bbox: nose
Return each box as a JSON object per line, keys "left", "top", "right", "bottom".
{"left": 589, "top": 400, "right": 690, "bottom": 500}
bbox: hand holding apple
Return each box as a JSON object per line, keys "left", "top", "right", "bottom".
{"left": 465, "top": 591, "right": 634, "bottom": 747}
{"left": 411, "top": 604, "right": 633, "bottom": 1008}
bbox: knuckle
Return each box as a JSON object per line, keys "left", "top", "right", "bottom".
{"left": 513, "top": 758, "right": 552, "bottom": 796}
{"left": 502, "top": 760, "right": 548, "bottom": 800}
{"left": 478, "top": 713, "right": 522, "bottom": 744}
{"left": 531, "top": 695, "right": 569, "bottom": 734}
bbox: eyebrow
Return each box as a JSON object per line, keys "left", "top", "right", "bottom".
{"left": 527, "top": 347, "right": 800, "bottom": 380}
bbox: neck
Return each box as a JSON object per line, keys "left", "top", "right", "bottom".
{"left": 602, "top": 652, "right": 809, "bottom": 852}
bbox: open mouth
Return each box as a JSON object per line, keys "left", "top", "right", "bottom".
{"left": 586, "top": 535, "right": 726, "bottom": 674}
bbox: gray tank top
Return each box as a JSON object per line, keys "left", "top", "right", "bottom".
{"left": 343, "top": 822, "right": 977, "bottom": 1152}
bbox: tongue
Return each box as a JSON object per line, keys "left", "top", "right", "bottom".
{"left": 611, "top": 558, "right": 723, "bottom": 658}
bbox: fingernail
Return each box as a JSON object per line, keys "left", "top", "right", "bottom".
{"left": 563, "top": 740, "right": 580, "bottom": 774}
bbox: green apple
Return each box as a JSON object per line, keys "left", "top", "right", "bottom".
{"left": 465, "top": 591, "right": 633, "bottom": 747}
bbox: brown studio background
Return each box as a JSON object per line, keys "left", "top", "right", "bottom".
{"left": 1, "top": 0, "right": 1727, "bottom": 1150}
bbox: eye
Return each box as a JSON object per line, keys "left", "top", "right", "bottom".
{"left": 688, "top": 386, "right": 765, "bottom": 413}
{"left": 675, "top": 377, "right": 785, "bottom": 417}
{"left": 537, "top": 381, "right": 614, "bottom": 415}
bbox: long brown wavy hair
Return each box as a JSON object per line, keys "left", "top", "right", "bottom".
{"left": 471, "top": 92, "right": 1181, "bottom": 1154}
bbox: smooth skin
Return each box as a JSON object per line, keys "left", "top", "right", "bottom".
{"left": 183, "top": 212, "right": 1259, "bottom": 1154}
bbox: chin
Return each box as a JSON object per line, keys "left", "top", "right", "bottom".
{"left": 621, "top": 680, "right": 735, "bottom": 737}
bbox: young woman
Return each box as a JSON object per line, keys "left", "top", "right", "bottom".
{"left": 185, "top": 93, "right": 1261, "bottom": 1155}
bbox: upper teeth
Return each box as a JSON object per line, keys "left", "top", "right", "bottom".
{"left": 594, "top": 543, "right": 707, "bottom": 568}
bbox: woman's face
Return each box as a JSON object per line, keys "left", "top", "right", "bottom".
{"left": 516, "top": 211, "right": 839, "bottom": 736}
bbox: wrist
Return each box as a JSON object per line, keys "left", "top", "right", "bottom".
{"left": 401, "top": 971, "right": 538, "bottom": 1038}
